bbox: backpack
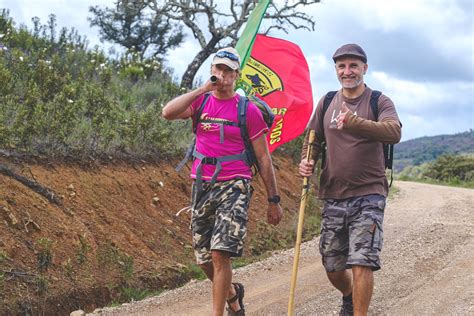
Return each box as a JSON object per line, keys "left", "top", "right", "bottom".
{"left": 176, "top": 93, "right": 274, "bottom": 195}
{"left": 320, "top": 90, "right": 396, "bottom": 186}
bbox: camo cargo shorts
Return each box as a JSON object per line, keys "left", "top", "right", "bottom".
{"left": 319, "top": 194, "right": 386, "bottom": 272}
{"left": 190, "top": 178, "right": 253, "bottom": 264}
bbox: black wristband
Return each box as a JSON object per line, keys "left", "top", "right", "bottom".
{"left": 267, "top": 195, "right": 281, "bottom": 203}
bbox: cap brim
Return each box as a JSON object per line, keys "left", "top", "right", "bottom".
{"left": 212, "top": 58, "right": 240, "bottom": 70}
{"left": 333, "top": 54, "right": 367, "bottom": 63}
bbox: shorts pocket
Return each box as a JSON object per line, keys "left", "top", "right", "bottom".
{"left": 370, "top": 219, "right": 383, "bottom": 250}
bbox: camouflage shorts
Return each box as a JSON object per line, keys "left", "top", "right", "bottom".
{"left": 319, "top": 194, "right": 385, "bottom": 272}
{"left": 190, "top": 178, "right": 253, "bottom": 264}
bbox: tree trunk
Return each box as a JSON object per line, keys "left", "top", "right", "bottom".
{"left": 180, "top": 38, "right": 221, "bottom": 89}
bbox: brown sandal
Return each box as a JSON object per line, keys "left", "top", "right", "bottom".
{"left": 226, "top": 282, "right": 245, "bottom": 316}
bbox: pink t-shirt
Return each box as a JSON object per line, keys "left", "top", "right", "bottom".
{"left": 190, "top": 94, "right": 268, "bottom": 181}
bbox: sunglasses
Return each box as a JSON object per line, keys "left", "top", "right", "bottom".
{"left": 215, "top": 51, "right": 239, "bottom": 62}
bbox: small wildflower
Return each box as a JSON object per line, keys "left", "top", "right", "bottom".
{"left": 19, "top": 56, "right": 24, "bottom": 61}
{"left": 67, "top": 99, "right": 74, "bottom": 103}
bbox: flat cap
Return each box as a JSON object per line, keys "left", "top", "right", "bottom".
{"left": 332, "top": 43, "right": 367, "bottom": 63}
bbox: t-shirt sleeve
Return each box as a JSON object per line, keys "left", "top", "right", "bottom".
{"left": 190, "top": 94, "right": 206, "bottom": 127}
{"left": 246, "top": 101, "right": 269, "bottom": 141}
{"left": 190, "top": 94, "right": 205, "bottom": 117}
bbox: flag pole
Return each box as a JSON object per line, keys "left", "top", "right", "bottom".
{"left": 288, "top": 129, "right": 315, "bottom": 316}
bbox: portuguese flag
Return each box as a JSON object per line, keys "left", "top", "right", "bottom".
{"left": 239, "top": 34, "right": 314, "bottom": 152}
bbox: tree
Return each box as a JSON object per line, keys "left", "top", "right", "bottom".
{"left": 90, "top": 0, "right": 320, "bottom": 88}
{"left": 88, "top": 0, "right": 184, "bottom": 59}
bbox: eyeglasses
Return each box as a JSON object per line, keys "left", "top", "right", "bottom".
{"left": 215, "top": 51, "right": 239, "bottom": 62}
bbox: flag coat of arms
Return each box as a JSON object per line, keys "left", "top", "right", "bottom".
{"left": 238, "top": 34, "right": 313, "bottom": 152}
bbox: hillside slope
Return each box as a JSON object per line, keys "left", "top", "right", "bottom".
{"left": 394, "top": 130, "right": 473, "bottom": 171}
{"left": 0, "top": 154, "right": 307, "bottom": 314}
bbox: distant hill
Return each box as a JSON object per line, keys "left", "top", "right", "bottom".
{"left": 394, "top": 130, "right": 474, "bottom": 172}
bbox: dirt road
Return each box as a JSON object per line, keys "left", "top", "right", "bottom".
{"left": 90, "top": 181, "right": 474, "bottom": 315}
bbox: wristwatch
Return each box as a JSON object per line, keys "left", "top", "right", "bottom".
{"left": 267, "top": 195, "right": 281, "bottom": 204}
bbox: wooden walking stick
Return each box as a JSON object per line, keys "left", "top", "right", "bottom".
{"left": 288, "top": 129, "right": 315, "bottom": 316}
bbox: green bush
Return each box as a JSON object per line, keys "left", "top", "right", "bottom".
{"left": 0, "top": 10, "right": 189, "bottom": 159}
{"left": 397, "top": 153, "right": 474, "bottom": 188}
{"left": 423, "top": 154, "right": 474, "bottom": 182}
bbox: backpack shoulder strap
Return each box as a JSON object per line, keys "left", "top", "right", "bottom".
{"left": 322, "top": 91, "right": 338, "bottom": 119}
{"left": 369, "top": 90, "right": 382, "bottom": 120}
{"left": 319, "top": 91, "right": 337, "bottom": 169}
{"left": 237, "top": 95, "right": 259, "bottom": 170}
{"left": 368, "top": 90, "right": 395, "bottom": 185}
{"left": 237, "top": 95, "right": 250, "bottom": 143}
{"left": 193, "top": 93, "right": 211, "bottom": 133}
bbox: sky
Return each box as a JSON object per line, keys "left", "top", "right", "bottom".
{"left": 1, "top": 0, "right": 473, "bottom": 142}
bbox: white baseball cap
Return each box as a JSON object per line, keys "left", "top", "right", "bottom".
{"left": 212, "top": 47, "right": 241, "bottom": 70}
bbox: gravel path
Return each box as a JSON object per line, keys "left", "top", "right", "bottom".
{"left": 89, "top": 181, "right": 474, "bottom": 315}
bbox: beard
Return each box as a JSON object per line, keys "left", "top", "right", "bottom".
{"left": 339, "top": 76, "right": 363, "bottom": 89}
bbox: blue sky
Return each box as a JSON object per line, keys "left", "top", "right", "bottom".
{"left": 1, "top": 0, "right": 473, "bottom": 141}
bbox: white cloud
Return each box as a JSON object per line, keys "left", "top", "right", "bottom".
{"left": 1, "top": 0, "right": 472, "bottom": 141}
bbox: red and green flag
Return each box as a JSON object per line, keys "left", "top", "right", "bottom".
{"left": 239, "top": 34, "right": 314, "bottom": 152}
{"left": 235, "top": 0, "right": 270, "bottom": 68}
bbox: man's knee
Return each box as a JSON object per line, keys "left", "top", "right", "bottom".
{"left": 327, "top": 269, "right": 348, "bottom": 282}
{"left": 211, "top": 250, "right": 231, "bottom": 266}
{"left": 352, "top": 265, "right": 373, "bottom": 278}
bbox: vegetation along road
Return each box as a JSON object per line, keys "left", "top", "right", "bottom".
{"left": 90, "top": 181, "right": 474, "bottom": 315}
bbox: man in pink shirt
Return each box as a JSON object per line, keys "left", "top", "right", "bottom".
{"left": 163, "top": 47, "right": 283, "bottom": 316}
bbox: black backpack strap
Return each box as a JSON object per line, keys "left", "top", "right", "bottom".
{"left": 323, "top": 91, "right": 338, "bottom": 117}
{"left": 369, "top": 90, "right": 395, "bottom": 187}
{"left": 238, "top": 95, "right": 250, "bottom": 143}
{"left": 369, "top": 90, "right": 382, "bottom": 119}
{"left": 320, "top": 91, "right": 337, "bottom": 168}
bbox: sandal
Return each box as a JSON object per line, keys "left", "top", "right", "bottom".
{"left": 226, "top": 282, "right": 245, "bottom": 316}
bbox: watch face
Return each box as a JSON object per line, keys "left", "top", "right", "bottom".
{"left": 268, "top": 195, "right": 280, "bottom": 203}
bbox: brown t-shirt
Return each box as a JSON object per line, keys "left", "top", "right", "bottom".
{"left": 304, "top": 87, "right": 401, "bottom": 199}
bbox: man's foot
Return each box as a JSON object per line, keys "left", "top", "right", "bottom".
{"left": 226, "top": 283, "right": 245, "bottom": 316}
{"left": 339, "top": 293, "right": 353, "bottom": 316}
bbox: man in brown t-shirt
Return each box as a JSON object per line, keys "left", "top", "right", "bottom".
{"left": 299, "top": 43, "right": 401, "bottom": 315}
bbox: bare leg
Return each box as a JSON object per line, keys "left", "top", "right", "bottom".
{"left": 206, "top": 250, "right": 240, "bottom": 315}
{"left": 199, "top": 261, "right": 214, "bottom": 280}
{"left": 352, "top": 265, "right": 373, "bottom": 316}
{"left": 327, "top": 269, "right": 353, "bottom": 296}
{"left": 200, "top": 260, "right": 240, "bottom": 313}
